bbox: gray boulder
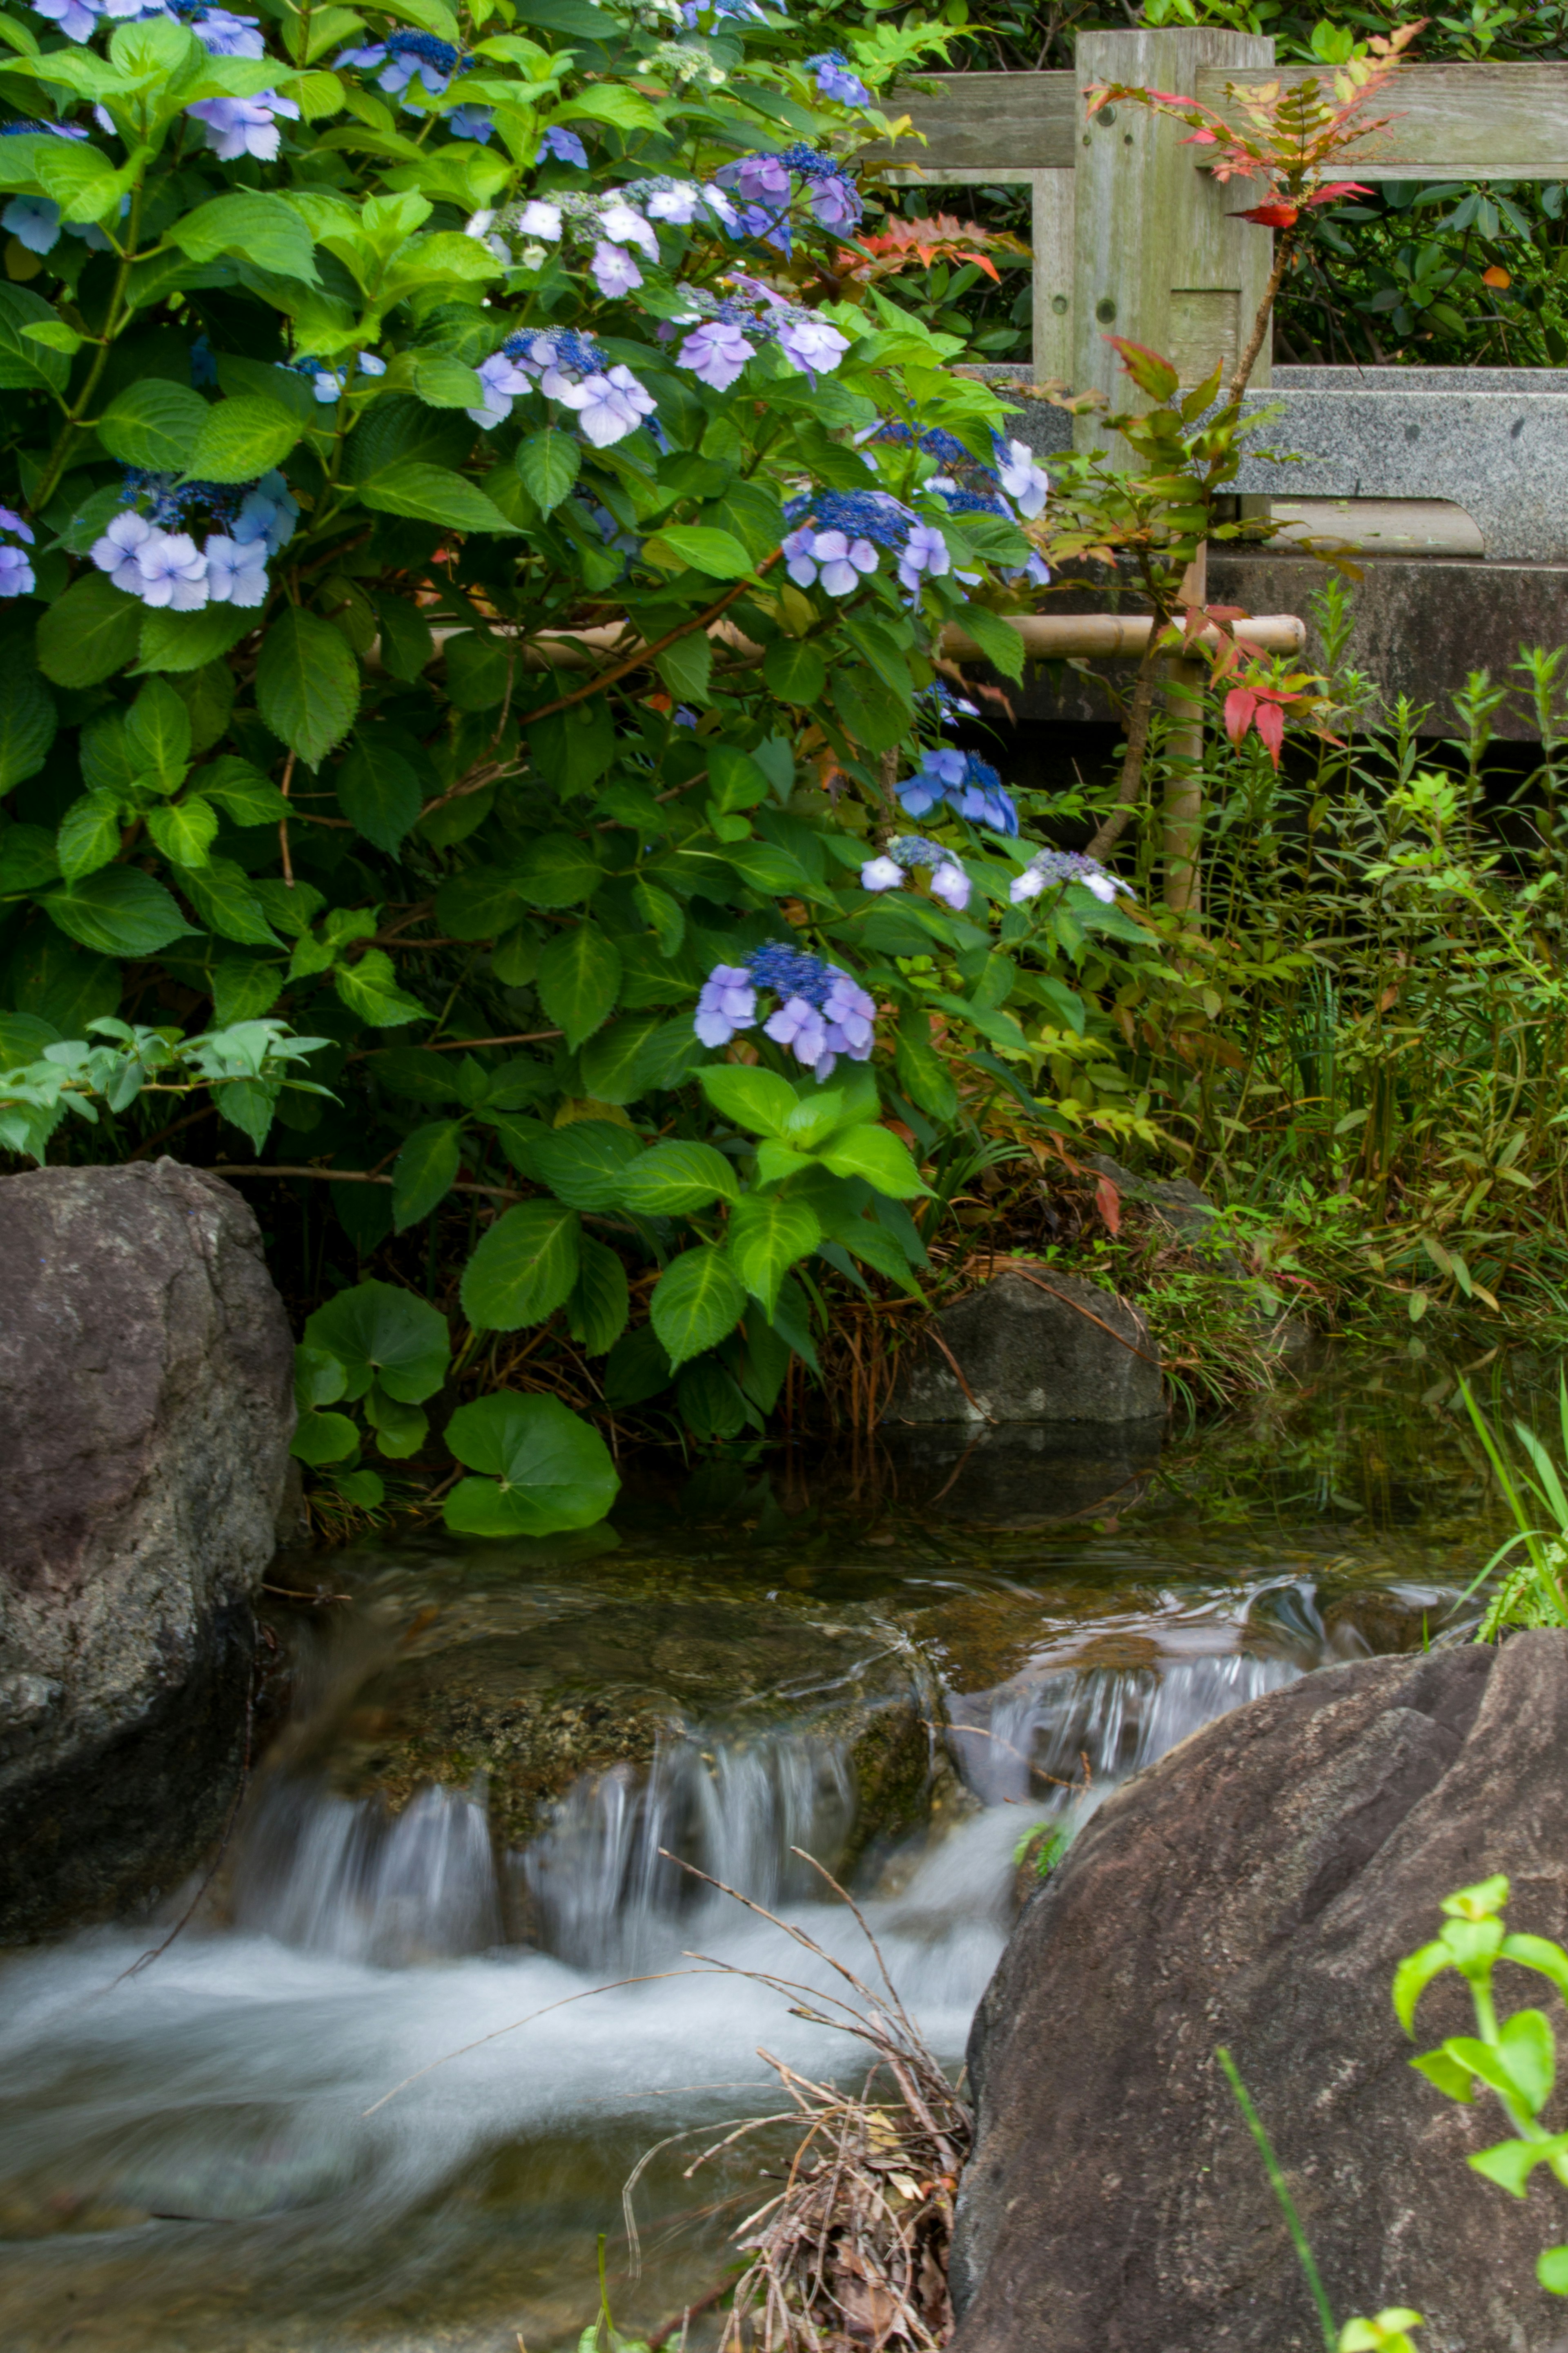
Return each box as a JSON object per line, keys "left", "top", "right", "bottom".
{"left": 891, "top": 1269, "right": 1163, "bottom": 1425}
{"left": 0, "top": 1159, "right": 295, "bottom": 1937}
{"left": 951, "top": 1634, "right": 1568, "bottom": 2353}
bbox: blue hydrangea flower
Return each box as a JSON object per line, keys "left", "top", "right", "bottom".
{"left": 898, "top": 748, "right": 1018, "bottom": 837}
{"left": 808, "top": 50, "right": 871, "bottom": 107}
{"left": 692, "top": 945, "right": 878, "bottom": 1080}
{"left": 536, "top": 125, "right": 588, "bottom": 168}
{"left": 2, "top": 196, "right": 60, "bottom": 255}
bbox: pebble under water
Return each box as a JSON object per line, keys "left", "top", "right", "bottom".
{"left": 0, "top": 1353, "right": 1537, "bottom": 2351}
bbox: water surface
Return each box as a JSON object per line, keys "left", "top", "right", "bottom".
{"left": 0, "top": 1355, "right": 1529, "bottom": 2351}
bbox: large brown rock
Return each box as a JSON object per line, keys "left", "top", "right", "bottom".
{"left": 0, "top": 1159, "right": 295, "bottom": 1936}
{"left": 951, "top": 1635, "right": 1568, "bottom": 2353}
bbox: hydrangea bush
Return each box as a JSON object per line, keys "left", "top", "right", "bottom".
{"left": 0, "top": 0, "right": 1159, "bottom": 1530}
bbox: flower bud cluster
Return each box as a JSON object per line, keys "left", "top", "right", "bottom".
{"left": 666, "top": 279, "right": 849, "bottom": 390}
{"left": 694, "top": 944, "right": 877, "bottom": 1082}
{"left": 782, "top": 491, "right": 951, "bottom": 598}
{"left": 466, "top": 328, "right": 656, "bottom": 448}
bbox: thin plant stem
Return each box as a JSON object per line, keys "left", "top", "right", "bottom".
{"left": 1216, "top": 2045, "right": 1337, "bottom": 2353}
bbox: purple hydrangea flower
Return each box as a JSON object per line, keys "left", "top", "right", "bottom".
{"left": 0, "top": 544, "right": 35, "bottom": 597}
{"left": 676, "top": 319, "right": 755, "bottom": 391}
{"left": 305, "top": 350, "right": 385, "bottom": 404}
{"left": 994, "top": 434, "right": 1049, "bottom": 520}
{"left": 898, "top": 520, "right": 950, "bottom": 593}
{"left": 695, "top": 964, "right": 757, "bottom": 1047}
{"left": 646, "top": 182, "right": 703, "bottom": 225}
{"left": 2, "top": 196, "right": 60, "bottom": 256}
{"left": 0, "top": 506, "right": 35, "bottom": 546}
{"left": 467, "top": 349, "right": 533, "bottom": 429}
{"left": 775, "top": 313, "right": 849, "bottom": 382}
{"left": 189, "top": 7, "right": 265, "bottom": 57}
{"left": 517, "top": 198, "right": 562, "bottom": 241}
{"left": 187, "top": 90, "right": 300, "bottom": 161}
{"left": 821, "top": 969, "right": 875, "bottom": 1055}
{"left": 930, "top": 860, "right": 969, "bottom": 911}
{"left": 808, "top": 50, "right": 871, "bottom": 106}
{"left": 764, "top": 994, "right": 828, "bottom": 1072}
{"left": 30, "top": 0, "right": 102, "bottom": 40}
{"left": 558, "top": 364, "right": 655, "bottom": 448}
{"left": 537, "top": 125, "right": 588, "bottom": 167}
{"left": 806, "top": 174, "right": 861, "bottom": 232}
{"left": 861, "top": 855, "right": 902, "bottom": 893}
{"left": 722, "top": 153, "right": 791, "bottom": 207}
{"left": 90, "top": 509, "right": 155, "bottom": 594}
{"left": 203, "top": 532, "right": 268, "bottom": 607}
{"left": 134, "top": 529, "right": 208, "bottom": 609}
{"left": 784, "top": 528, "right": 877, "bottom": 597}
{"left": 446, "top": 104, "right": 493, "bottom": 141}
{"left": 590, "top": 239, "right": 642, "bottom": 297}
{"left": 598, "top": 199, "right": 658, "bottom": 257}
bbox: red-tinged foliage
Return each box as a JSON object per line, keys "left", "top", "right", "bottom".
{"left": 832, "top": 214, "right": 1027, "bottom": 289}
{"left": 1106, "top": 335, "right": 1181, "bottom": 401}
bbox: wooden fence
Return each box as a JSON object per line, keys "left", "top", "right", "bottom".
{"left": 861, "top": 38, "right": 1568, "bottom": 397}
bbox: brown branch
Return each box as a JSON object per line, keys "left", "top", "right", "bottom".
{"left": 1229, "top": 221, "right": 1299, "bottom": 404}
{"left": 417, "top": 556, "right": 781, "bottom": 821}
{"left": 278, "top": 749, "right": 298, "bottom": 889}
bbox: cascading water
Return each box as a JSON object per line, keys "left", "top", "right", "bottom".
{"left": 0, "top": 1367, "right": 1481, "bottom": 2353}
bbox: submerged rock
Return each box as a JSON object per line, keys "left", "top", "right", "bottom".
{"left": 951, "top": 1634, "right": 1568, "bottom": 2353}
{"left": 0, "top": 1160, "right": 294, "bottom": 1938}
{"left": 890, "top": 1269, "right": 1163, "bottom": 1426}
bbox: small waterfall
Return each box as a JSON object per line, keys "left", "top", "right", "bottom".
{"left": 946, "top": 1653, "right": 1300, "bottom": 1806}
{"left": 523, "top": 1733, "right": 856, "bottom": 1972}
{"left": 230, "top": 1778, "right": 502, "bottom": 1965}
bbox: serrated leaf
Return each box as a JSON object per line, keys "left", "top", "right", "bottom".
{"left": 392, "top": 1118, "right": 464, "bottom": 1229}
{"left": 816, "top": 1121, "right": 929, "bottom": 1198}
{"left": 0, "top": 282, "right": 70, "bottom": 393}
{"left": 174, "top": 190, "right": 319, "bottom": 282}
{"left": 567, "top": 1231, "right": 630, "bottom": 1354}
{"left": 360, "top": 460, "right": 519, "bottom": 534}
{"left": 146, "top": 795, "right": 218, "bottom": 868}
{"left": 644, "top": 523, "right": 753, "bottom": 578}
{"left": 528, "top": 1119, "right": 643, "bottom": 1211}
{"left": 536, "top": 919, "right": 621, "bottom": 1050}
{"left": 182, "top": 394, "right": 302, "bottom": 485}
{"left": 55, "top": 791, "right": 123, "bottom": 885}
{"left": 335, "top": 734, "right": 421, "bottom": 851}
{"left": 181, "top": 855, "right": 283, "bottom": 946}
{"left": 697, "top": 1062, "right": 797, "bottom": 1139}
{"left": 373, "top": 591, "right": 435, "bottom": 680}
{"left": 126, "top": 676, "right": 192, "bottom": 783}
{"left": 97, "top": 380, "right": 208, "bottom": 473}
{"left": 0, "top": 665, "right": 55, "bottom": 794}
{"left": 44, "top": 865, "right": 194, "bottom": 957}
{"left": 137, "top": 602, "right": 252, "bottom": 674}
{"left": 632, "top": 876, "right": 684, "bottom": 957}
{"left": 763, "top": 637, "right": 826, "bottom": 704}
{"left": 617, "top": 1139, "right": 739, "bottom": 1217}
{"left": 257, "top": 606, "right": 360, "bottom": 765}
{"left": 649, "top": 1243, "right": 746, "bottom": 1369}
{"left": 516, "top": 427, "right": 579, "bottom": 516}
{"left": 36, "top": 574, "right": 143, "bottom": 688}
{"left": 460, "top": 1198, "right": 581, "bottom": 1329}
{"left": 726, "top": 1191, "right": 822, "bottom": 1316}
{"left": 410, "top": 349, "right": 483, "bottom": 407}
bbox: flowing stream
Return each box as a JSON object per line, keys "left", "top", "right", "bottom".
{"left": 0, "top": 1356, "right": 1532, "bottom": 2351}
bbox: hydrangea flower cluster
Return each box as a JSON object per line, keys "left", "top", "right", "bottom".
{"left": 537, "top": 125, "right": 589, "bottom": 168}
{"left": 187, "top": 85, "right": 299, "bottom": 160}
{"left": 782, "top": 491, "right": 949, "bottom": 598}
{"left": 337, "top": 29, "right": 470, "bottom": 97}
{"left": 694, "top": 944, "right": 877, "bottom": 1080}
{"left": 466, "top": 328, "right": 655, "bottom": 447}
{"left": 898, "top": 747, "right": 1019, "bottom": 837}
{"left": 0, "top": 505, "right": 36, "bottom": 599}
{"left": 807, "top": 51, "right": 871, "bottom": 107}
{"left": 290, "top": 350, "right": 386, "bottom": 404}
{"left": 860, "top": 836, "right": 970, "bottom": 911}
{"left": 473, "top": 179, "right": 739, "bottom": 291}
{"left": 713, "top": 145, "right": 861, "bottom": 254}
{"left": 1009, "top": 849, "right": 1133, "bottom": 907}
{"left": 88, "top": 468, "right": 296, "bottom": 611}
{"left": 666, "top": 279, "right": 849, "bottom": 390}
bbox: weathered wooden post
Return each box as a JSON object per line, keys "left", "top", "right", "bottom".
{"left": 1072, "top": 29, "right": 1275, "bottom": 913}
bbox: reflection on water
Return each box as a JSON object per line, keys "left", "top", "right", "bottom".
{"left": 0, "top": 1355, "right": 1537, "bottom": 2351}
